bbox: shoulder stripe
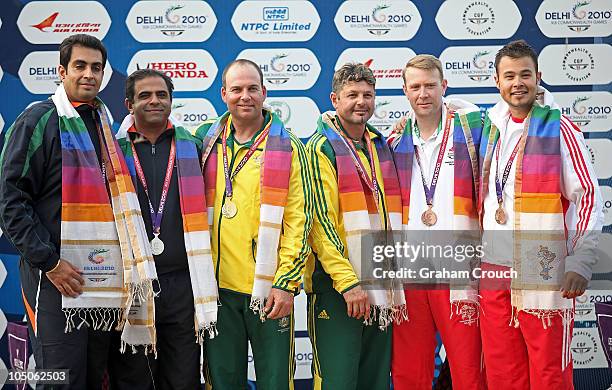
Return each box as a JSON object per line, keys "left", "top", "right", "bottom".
{"left": 274, "top": 132, "right": 313, "bottom": 289}
{"left": 560, "top": 120, "right": 594, "bottom": 248}
{"left": 308, "top": 134, "right": 345, "bottom": 256}
{"left": 561, "top": 121, "right": 592, "bottom": 243}
{"left": 562, "top": 115, "right": 582, "bottom": 133}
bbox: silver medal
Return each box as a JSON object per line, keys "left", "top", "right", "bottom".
{"left": 151, "top": 234, "right": 165, "bottom": 255}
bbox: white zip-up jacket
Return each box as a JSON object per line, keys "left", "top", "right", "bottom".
{"left": 482, "top": 87, "right": 604, "bottom": 281}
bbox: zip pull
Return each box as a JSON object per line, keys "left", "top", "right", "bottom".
{"left": 151, "top": 143, "right": 156, "bottom": 156}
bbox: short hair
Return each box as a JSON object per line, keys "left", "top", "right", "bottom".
{"left": 222, "top": 59, "right": 264, "bottom": 88}
{"left": 125, "top": 69, "right": 174, "bottom": 103}
{"left": 332, "top": 63, "right": 376, "bottom": 94}
{"left": 402, "top": 54, "right": 444, "bottom": 83}
{"left": 495, "top": 40, "right": 538, "bottom": 74}
{"left": 59, "top": 34, "right": 107, "bottom": 69}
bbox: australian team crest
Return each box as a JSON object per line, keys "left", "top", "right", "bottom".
{"left": 278, "top": 316, "right": 290, "bottom": 333}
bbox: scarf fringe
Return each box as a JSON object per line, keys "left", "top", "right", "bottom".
{"left": 196, "top": 322, "right": 219, "bottom": 344}
{"left": 512, "top": 308, "right": 574, "bottom": 330}
{"left": 249, "top": 297, "right": 267, "bottom": 322}
{"left": 120, "top": 340, "right": 157, "bottom": 358}
{"left": 63, "top": 308, "right": 122, "bottom": 333}
{"left": 363, "top": 304, "right": 407, "bottom": 330}
{"left": 130, "top": 280, "right": 156, "bottom": 303}
{"left": 450, "top": 300, "right": 480, "bottom": 326}
{"left": 394, "top": 304, "right": 409, "bottom": 325}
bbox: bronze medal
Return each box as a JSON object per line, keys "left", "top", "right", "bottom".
{"left": 414, "top": 111, "right": 453, "bottom": 229}
{"left": 495, "top": 204, "right": 507, "bottom": 225}
{"left": 421, "top": 207, "right": 438, "bottom": 227}
{"left": 222, "top": 199, "right": 238, "bottom": 219}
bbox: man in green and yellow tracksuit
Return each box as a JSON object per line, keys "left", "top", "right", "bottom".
{"left": 194, "top": 59, "right": 313, "bottom": 390}
{"left": 305, "top": 63, "right": 404, "bottom": 390}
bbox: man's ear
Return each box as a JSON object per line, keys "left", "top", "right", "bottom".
{"left": 494, "top": 74, "right": 501, "bottom": 91}
{"left": 58, "top": 65, "right": 67, "bottom": 82}
{"left": 221, "top": 86, "right": 227, "bottom": 104}
{"left": 125, "top": 98, "right": 133, "bottom": 114}
{"left": 330, "top": 91, "right": 338, "bottom": 110}
{"left": 441, "top": 79, "right": 448, "bottom": 95}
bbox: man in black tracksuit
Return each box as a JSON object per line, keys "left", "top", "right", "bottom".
{"left": 108, "top": 69, "right": 201, "bottom": 389}
{"left": 0, "top": 35, "right": 111, "bottom": 389}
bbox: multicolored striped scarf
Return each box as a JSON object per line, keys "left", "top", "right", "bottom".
{"left": 479, "top": 90, "right": 572, "bottom": 328}
{"left": 117, "top": 115, "right": 219, "bottom": 344}
{"left": 52, "top": 85, "right": 157, "bottom": 350}
{"left": 200, "top": 110, "right": 292, "bottom": 320}
{"left": 392, "top": 101, "right": 482, "bottom": 324}
{"left": 317, "top": 111, "right": 405, "bottom": 329}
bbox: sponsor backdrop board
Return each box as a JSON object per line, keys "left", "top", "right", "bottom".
{"left": 0, "top": 1, "right": 610, "bottom": 389}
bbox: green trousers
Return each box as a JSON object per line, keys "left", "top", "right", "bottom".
{"left": 205, "top": 289, "right": 295, "bottom": 390}
{"left": 307, "top": 290, "right": 392, "bottom": 390}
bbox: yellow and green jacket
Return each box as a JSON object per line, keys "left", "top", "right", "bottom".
{"left": 305, "top": 128, "right": 389, "bottom": 295}
{"left": 194, "top": 113, "right": 313, "bottom": 295}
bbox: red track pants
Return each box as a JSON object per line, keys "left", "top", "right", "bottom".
{"left": 392, "top": 288, "right": 486, "bottom": 390}
{"left": 480, "top": 262, "right": 574, "bottom": 390}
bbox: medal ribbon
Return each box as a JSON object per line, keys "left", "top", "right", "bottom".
{"left": 335, "top": 120, "right": 381, "bottom": 212}
{"left": 221, "top": 116, "right": 271, "bottom": 198}
{"left": 131, "top": 138, "right": 176, "bottom": 235}
{"left": 494, "top": 127, "right": 523, "bottom": 206}
{"left": 94, "top": 116, "right": 109, "bottom": 184}
{"left": 413, "top": 111, "right": 453, "bottom": 207}
{"left": 414, "top": 113, "right": 442, "bottom": 141}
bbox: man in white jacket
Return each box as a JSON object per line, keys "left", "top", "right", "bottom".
{"left": 389, "top": 54, "right": 486, "bottom": 390}
{"left": 479, "top": 40, "right": 603, "bottom": 389}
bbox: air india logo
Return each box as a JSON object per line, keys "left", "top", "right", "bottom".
{"left": 31, "top": 12, "right": 58, "bottom": 31}
{"left": 31, "top": 12, "right": 102, "bottom": 34}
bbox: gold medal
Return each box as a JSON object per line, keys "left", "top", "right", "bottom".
{"left": 421, "top": 206, "right": 438, "bottom": 226}
{"left": 222, "top": 199, "right": 238, "bottom": 219}
{"left": 495, "top": 203, "right": 507, "bottom": 225}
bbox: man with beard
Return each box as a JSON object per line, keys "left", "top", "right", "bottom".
{"left": 305, "top": 63, "right": 405, "bottom": 389}
{"left": 0, "top": 34, "right": 154, "bottom": 389}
